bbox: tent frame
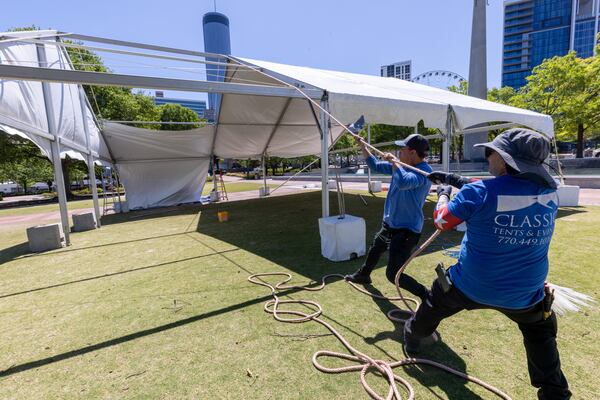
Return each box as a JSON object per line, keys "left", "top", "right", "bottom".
{"left": 0, "top": 30, "right": 555, "bottom": 234}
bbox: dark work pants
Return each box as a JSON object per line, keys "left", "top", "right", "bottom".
{"left": 362, "top": 222, "right": 428, "bottom": 300}
{"left": 410, "top": 278, "right": 571, "bottom": 400}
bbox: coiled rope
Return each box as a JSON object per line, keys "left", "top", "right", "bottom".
{"left": 248, "top": 230, "right": 512, "bottom": 400}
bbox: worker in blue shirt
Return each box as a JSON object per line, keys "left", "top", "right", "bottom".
{"left": 345, "top": 134, "right": 433, "bottom": 302}
{"left": 405, "top": 129, "right": 571, "bottom": 400}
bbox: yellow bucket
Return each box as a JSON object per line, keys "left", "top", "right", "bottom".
{"left": 217, "top": 211, "right": 229, "bottom": 222}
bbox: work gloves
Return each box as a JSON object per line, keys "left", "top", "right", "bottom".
{"left": 428, "top": 171, "right": 472, "bottom": 189}
{"left": 436, "top": 185, "right": 452, "bottom": 199}
{"left": 347, "top": 115, "right": 365, "bottom": 135}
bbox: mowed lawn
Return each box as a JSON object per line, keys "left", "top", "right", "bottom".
{"left": 0, "top": 192, "right": 598, "bottom": 399}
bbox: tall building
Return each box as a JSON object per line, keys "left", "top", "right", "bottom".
{"left": 502, "top": 0, "right": 600, "bottom": 90}
{"left": 203, "top": 12, "right": 231, "bottom": 122}
{"left": 465, "top": 0, "right": 488, "bottom": 162}
{"left": 380, "top": 60, "right": 412, "bottom": 80}
{"left": 153, "top": 92, "right": 207, "bottom": 119}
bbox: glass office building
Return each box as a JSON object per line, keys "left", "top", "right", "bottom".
{"left": 380, "top": 60, "right": 412, "bottom": 80}
{"left": 502, "top": 0, "right": 600, "bottom": 89}
{"left": 153, "top": 93, "right": 207, "bottom": 119}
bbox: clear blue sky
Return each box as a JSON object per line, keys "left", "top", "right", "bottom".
{"left": 3, "top": 0, "right": 505, "bottom": 99}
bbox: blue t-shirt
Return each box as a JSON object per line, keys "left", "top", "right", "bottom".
{"left": 447, "top": 175, "right": 558, "bottom": 309}
{"left": 367, "top": 155, "right": 432, "bottom": 233}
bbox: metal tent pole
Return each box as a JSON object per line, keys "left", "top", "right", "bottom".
{"left": 367, "top": 124, "right": 372, "bottom": 191}
{"left": 320, "top": 96, "right": 330, "bottom": 218}
{"left": 78, "top": 88, "right": 101, "bottom": 227}
{"left": 443, "top": 109, "right": 452, "bottom": 172}
{"left": 262, "top": 155, "right": 267, "bottom": 192}
{"left": 36, "top": 43, "right": 71, "bottom": 245}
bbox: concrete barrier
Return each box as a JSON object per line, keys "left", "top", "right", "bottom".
{"left": 26, "top": 223, "right": 65, "bottom": 252}
{"left": 72, "top": 212, "right": 97, "bottom": 231}
{"left": 369, "top": 181, "right": 382, "bottom": 193}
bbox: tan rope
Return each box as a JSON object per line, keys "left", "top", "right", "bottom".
{"left": 248, "top": 230, "right": 512, "bottom": 399}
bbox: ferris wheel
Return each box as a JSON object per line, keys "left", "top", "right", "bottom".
{"left": 411, "top": 70, "right": 466, "bottom": 91}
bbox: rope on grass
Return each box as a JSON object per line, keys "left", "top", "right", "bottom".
{"left": 248, "top": 230, "right": 512, "bottom": 400}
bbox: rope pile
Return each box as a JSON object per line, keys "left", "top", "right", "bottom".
{"left": 248, "top": 230, "right": 512, "bottom": 400}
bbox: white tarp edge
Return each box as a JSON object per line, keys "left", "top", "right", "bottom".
{"left": 0, "top": 38, "right": 112, "bottom": 162}
{"left": 118, "top": 159, "right": 210, "bottom": 210}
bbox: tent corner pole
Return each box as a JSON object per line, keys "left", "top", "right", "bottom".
{"left": 77, "top": 88, "right": 101, "bottom": 227}
{"left": 443, "top": 109, "right": 453, "bottom": 172}
{"left": 367, "top": 124, "right": 372, "bottom": 190}
{"left": 320, "top": 96, "right": 330, "bottom": 218}
{"left": 261, "top": 154, "right": 267, "bottom": 192}
{"left": 37, "top": 42, "right": 71, "bottom": 245}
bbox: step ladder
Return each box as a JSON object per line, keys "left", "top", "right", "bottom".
{"left": 217, "top": 171, "right": 228, "bottom": 201}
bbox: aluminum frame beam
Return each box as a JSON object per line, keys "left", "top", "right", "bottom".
{"left": 0, "top": 64, "right": 323, "bottom": 98}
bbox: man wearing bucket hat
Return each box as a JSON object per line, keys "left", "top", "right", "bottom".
{"left": 345, "top": 133, "right": 433, "bottom": 303}
{"left": 405, "top": 129, "right": 571, "bottom": 399}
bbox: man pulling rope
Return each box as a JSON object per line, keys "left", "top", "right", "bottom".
{"left": 345, "top": 121, "right": 433, "bottom": 305}
{"left": 406, "top": 129, "right": 572, "bottom": 399}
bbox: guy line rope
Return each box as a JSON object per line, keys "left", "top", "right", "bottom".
{"left": 247, "top": 229, "right": 512, "bottom": 400}
{"left": 241, "top": 58, "right": 512, "bottom": 399}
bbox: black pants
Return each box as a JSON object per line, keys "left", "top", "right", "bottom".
{"left": 362, "top": 222, "right": 428, "bottom": 300}
{"left": 410, "top": 278, "right": 571, "bottom": 400}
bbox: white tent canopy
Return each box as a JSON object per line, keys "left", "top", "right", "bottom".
{"left": 231, "top": 57, "right": 554, "bottom": 136}
{"left": 0, "top": 31, "right": 555, "bottom": 228}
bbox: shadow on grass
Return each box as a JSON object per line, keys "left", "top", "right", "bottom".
{"left": 194, "top": 192, "right": 451, "bottom": 283}
{"left": 0, "top": 206, "right": 202, "bottom": 264}
{"left": 0, "top": 242, "right": 30, "bottom": 265}
{"left": 0, "top": 281, "right": 321, "bottom": 378}
{"left": 0, "top": 249, "right": 239, "bottom": 299}
{"left": 360, "top": 285, "right": 484, "bottom": 399}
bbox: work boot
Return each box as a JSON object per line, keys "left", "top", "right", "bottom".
{"left": 403, "top": 318, "right": 440, "bottom": 355}
{"left": 345, "top": 268, "right": 372, "bottom": 284}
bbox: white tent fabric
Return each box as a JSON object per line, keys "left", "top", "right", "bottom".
{"left": 0, "top": 34, "right": 111, "bottom": 161}
{"left": 101, "top": 122, "right": 213, "bottom": 209}
{"left": 233, "top": 57, "right": 554, "bottom": 136}
{"left": 118, "top": 159, "right": 209, "bottom": 210}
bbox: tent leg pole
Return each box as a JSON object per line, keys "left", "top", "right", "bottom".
{"left": 367, "top": 124, "right": 371, "bottom": 191}
{"left": 262, "top": 155, "right": 267, "bottom": 190}
{"left": 37, "top": 42, "right": 70, "bottom": 245}
{"left": 443, "top": 111, "right": 452, "bottom": 172}
{"left": 77, "top": 86, "right": 101, "bottom": 227}
{"left": 50, "top": 140, "right": 71, "bottom": 246}
{"left": 212, "top": 157, "right": 219, "bottom": 193}
{"left": 320, "top": 97, "right": 330, "bottom": 218}
{"left": 87, "top": 155, "right": 101, "bottom": 227}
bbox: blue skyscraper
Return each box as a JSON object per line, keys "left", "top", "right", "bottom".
{"left": 502, "top": 0, "right": 599, "bottom": 89}
{"left": 203, "top": 12, "right": 231, "bottom": 122}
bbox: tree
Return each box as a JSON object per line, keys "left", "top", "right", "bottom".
{"left": 512, "top": 51, "right": 599, "bottom": 158}
{"left": 159, "top": 103, "right": 201, "bottom": 130}
{"left": 487, "top": 86, "right": 517, "bottom": 106}
{"left": 0, "top": 154, "right": 53, "bottom": 193}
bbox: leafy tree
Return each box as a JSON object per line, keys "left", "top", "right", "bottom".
{"left": 0, "top": 156, "right": 53, "bottom": 193}
{"left": 487, "top": 86, "right": 518, "bottom": 105}
{"left": 512, "top": 51, "right": 599, "bottom": 157}
{"left": 159, "top": 103, "right": 201, "bottom": 130}
{"left": 448, "top": 79, "right": 468, "bottom": 95}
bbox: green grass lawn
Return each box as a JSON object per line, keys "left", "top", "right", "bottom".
{"left": 200, "top": 181, "right": 278, "bottom": 196}
{"left": 0, "top": 198, "right": 99, "bottom": 218}
{"left": 0, "top": 192, "right": 598, "bottom": 399}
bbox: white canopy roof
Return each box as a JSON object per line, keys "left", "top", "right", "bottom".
{"left": 232, "top": 57, "right": 554, "bottom": 136}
